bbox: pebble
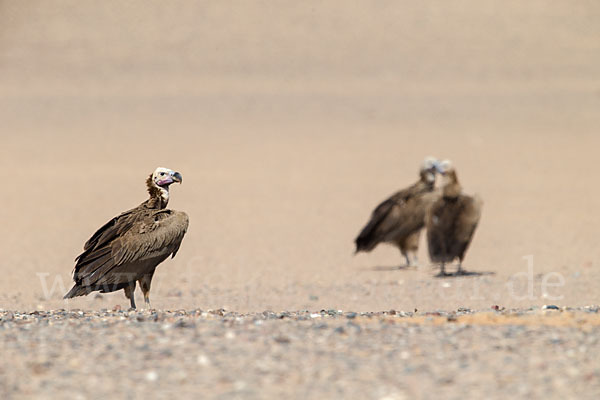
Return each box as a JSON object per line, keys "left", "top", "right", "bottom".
{"left": 1, "top": 307, "right": 599, "bottom": 399}
{"left": 225, "top": 330, "right": 236, "bottom": 339}
{"left": 542, "top": 305, "right": 560, "bottom": 310}
{"left": 274, "top": 335, "right": 291, "bottom": 344}
{"left": 145, "top": 371, "right": 158, "bottom": 382}
{"left": 197, "top": 354, "right": 211, "bottom": 366}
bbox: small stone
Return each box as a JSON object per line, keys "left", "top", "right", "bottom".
{"left": 145, "top": 371, "right": 158, "bottom": 382}
{"left": 174, "top": 319, "right": 193, "bottom": 328}
{"left": 167, "top": 289, "right": 183, "bottom": 297}
{"left": 346, "top": 312, "right": 357, "bottom": 319}
{"left": 274, "top": 335, "right": 291, "bottom": 344}
{"left": 197, "top": 354, "right": 211, "bottom": 366}
{"left": 542, "top": 305, "right": 560, "bottom": 310}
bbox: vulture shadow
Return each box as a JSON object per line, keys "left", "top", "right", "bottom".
{"left": 366, "top": 265, "right": 415, "bottom": 272}
{"left": 433, "top": 270, "right": 496, "bottom": 279}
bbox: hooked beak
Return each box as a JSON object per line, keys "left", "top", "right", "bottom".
{"left": 171, "top": 171, "right": 182, "bottom": 184}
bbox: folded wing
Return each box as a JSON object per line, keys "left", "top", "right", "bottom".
{"left": 68, "top": 209, "right": 189, "bottom": 293}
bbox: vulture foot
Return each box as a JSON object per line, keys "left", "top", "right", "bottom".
{"left": 124, "top": 285, "right": 137, "bottom": 309}
{"left": 403, "top": 254, "right": 419, "bottom": 269}
{"left": 436, "top": 263, "right": 452, "bottom": 277}
{"left": 455, "top": 262, "right": 468, "bottom": 276}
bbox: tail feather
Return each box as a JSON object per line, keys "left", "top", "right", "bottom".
{"left": 63, "top": 284, "right": 92, "bottom": 299}
{"left": 354, "top": 233, "right": 377, "bottom": 254}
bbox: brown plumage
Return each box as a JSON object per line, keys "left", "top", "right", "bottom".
{"left": 64, "top": 167, "right": 189, "bottom": 309}
{"left": 355, "top": 158, "right": 439, "bottom": 267}
{"left": 426, "top": 161, "right": 482, "bottom": 276}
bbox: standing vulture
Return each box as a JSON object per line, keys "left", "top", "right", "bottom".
{"left": 354, "top": 157, "right": 439, "bottom": 267}
{"left": 64, "top": 167, "right": 189, "bottom": 309}
{"left": 426, "top": 160, "right": 482, "bottom": 276}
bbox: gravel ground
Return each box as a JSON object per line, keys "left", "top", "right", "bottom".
{"left": 1, "top": 307, "right": 600, "bottom": 400}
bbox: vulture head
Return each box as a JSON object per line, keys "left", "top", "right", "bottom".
{"left": 435, "top": 160, "right": 461, "bottom": 197}
{"left": 420, "top": 156, "right": 439, "bottom": 184}
{"left": 435, "top": 159, "right": 453, "bottom": 175}
{"left": 147, "top": 167, "right": 183, "bottom": 205}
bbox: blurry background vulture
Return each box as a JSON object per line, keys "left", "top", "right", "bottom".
{"left": 355, "top": 157, "right": 439, "bottom": 267}
{"left": 64, "top": 167, "right": 189, "bottom": 309}
{"left": 426, "top": 160, "right": 482, "bottom": 276}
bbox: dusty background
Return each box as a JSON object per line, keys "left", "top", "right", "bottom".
{"left": 1, "top": 1, "right": 599, "bottom": 312}
{"left": 2, "top": 1, "right": 600, "bottom": 399}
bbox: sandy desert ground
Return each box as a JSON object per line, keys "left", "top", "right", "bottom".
{"left": 1, "top": 1, "right": 600, "bottom": 398}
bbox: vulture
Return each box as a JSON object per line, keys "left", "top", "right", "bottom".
{"left": 64, "top": 167, "right": 189, "bottom": 309}
{"left": 426, "top": 160, "right": 482, "bottom": 276}
{"left": 354, "top": 157, "right": 439, "bottom": 267}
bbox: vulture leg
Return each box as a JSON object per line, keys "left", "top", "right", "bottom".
{"left": 139, "top": 272, "right": 154, "bottom": 309}
{"left": 407, "top": 252, "right": 419, "bottom": 268}
{"left": 123, "top": 282, "right": 137, "bottom": 309}
{"left": 436, "top": 262, "right": 451, "bottom": 277}
{"left": 399, "top": 232, "right": 420, "bottom": 268}
{"left": 401, "top": 252, "right": 418, "bottom": 268}
{"left": 455, "top": 262, "right": 467, "bottom": 275}
{"left": 402, "top": 253, "right": 411, "bottom": 267}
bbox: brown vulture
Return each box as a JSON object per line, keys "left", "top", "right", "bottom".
{"left": 64, "top": 167, "right": 189, "bottom": 309}
{"left": 426, "top": 160, "right": 482, "bottom": 276}
{"left": 354, "top": 157, "right": 439, "bottom": 267}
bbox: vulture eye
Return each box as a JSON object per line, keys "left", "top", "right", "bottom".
{"left": 160, "top": 172, "right": 166, "bottom": 176}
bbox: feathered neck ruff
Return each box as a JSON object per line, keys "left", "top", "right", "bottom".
{"left": 146, "top": 175, "right": 169, "bottom": 209}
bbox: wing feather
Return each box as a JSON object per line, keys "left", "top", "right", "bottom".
{"left": 355, "top": 181, "right": 434, "bottom": 252}
{"left": 73, "top": 209, "right": 189, "bottom": 287}
{"left": 426, "top": 193, "right": 482, "bottom": 263}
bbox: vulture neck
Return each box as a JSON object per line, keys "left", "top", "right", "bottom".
{"left": 443, "top": 171, "right": 462, "bottom": 199}
{"left": 146, "top": 176, "right": 170, "bottom": 209}
{"left": 420, "top": 170, "right": 436, "bottom": 189}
